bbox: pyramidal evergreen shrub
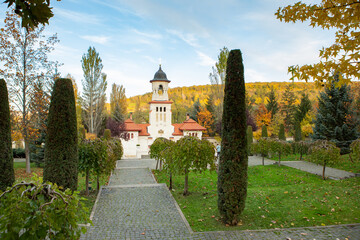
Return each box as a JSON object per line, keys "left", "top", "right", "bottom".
{"left": 217, "top": 49, "right": 248, "bottom": 225}
{"left": 44, "top": 78, "right": 78, "bottom": 191}
{"left": 278, "top": 124, "right": 286, "bottom": 141}
{"left": 0, "top": 79, "right": 15, "bottom": 191}
{"left": 261, "top": 125, "right": 268, "bottom": 138}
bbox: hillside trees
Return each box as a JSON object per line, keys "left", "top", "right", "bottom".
{"left": 276, "top": 0, "right": 360, "bottom": 86}
{"left": 218, "top": 49, "right": 248, "bottom": 225}
{"left": 312, "top": 75, "right": 358, "bottom": 154}
{"left": 282, "top": 84, "right": 297, "bottom": 133}
{"left": 81, "top": 47, "right": 107, "bottom": 136}
{"left": 0, "top": 79, "right": 15, "bottom": 191}
{"left": 0, "top": 11, "right": 59, "bottom": 173}
{"left": 266, "top": 87, "right": 279, "bottom": 120}
{"left": 44, "top": 78, "right": 78, "bottom": 191}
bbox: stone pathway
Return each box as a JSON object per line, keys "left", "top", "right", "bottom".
{"left": 81, "top": 158, "right": 360, "bottom": 240}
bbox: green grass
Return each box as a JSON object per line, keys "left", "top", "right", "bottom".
{"left": 269, "top": 153, "right": 360, "bottom": 173}
{"left": 153, "top": 166, "right": 360, "bottom": 232}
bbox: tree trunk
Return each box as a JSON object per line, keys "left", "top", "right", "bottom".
{"left": 97, "top": 174, "right": 100, "bottom": 192}
{"left": 300, "top": 151, "right": 303, "bottom": 161}
{"left": 85, "top": 170, "right": 89, "bottom": 196}
{"left": 169, "top": 172, "right": 172, "bottom": 190}
{"left": 156, "top": 159, "right": 159, "bottom": 170}
{"left": 278, "top": 152, "right": 281, "bottom": 166}
{"left": 262, "top": 154, "right": 264, "bottom": 166}
{"left": 25, "top": 139, "right": 31, "bottom": 173}
{"left": 322, "top": 162, "right": 326, "bottom": 180}
{"left": 184, "top": 168, "right": 189, "bottom": 196}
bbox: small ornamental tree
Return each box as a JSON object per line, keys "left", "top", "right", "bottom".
{"left": 159, "top": 140, "right": 175, "bottom": 190}
{"left": 0, "top": 175, "right": 89, "bottom": 239}
{"left": 173, "top": 136, "right": 215, "bottom": 195}
{"left": 350, "top": 139, "right": 360, "bottom": 163}
{"left": 293, "top": 141, "right": 311, "bottom": 160}
{"left": 78, "top": 140, "right": 97, "bottom": 196}
{"left": 44, "top": 78, "right": 78, "bottom": 191}
{"left": 150, "top": 137, "right": 170, "bottom": 170}
{"left": 218, "top": 49, "right": 248, "bottom": 225}
{"left": 261, "top": 125, "right": 268, "bottom": 138}
{"left": 308, "top": 140, "right": 341, "bottom": 180}
{"left": 0, "top": 79, "right": 14, "bottom": 191}
{"left": 278, "top": 124, "right": 286, "bottom": 141}
{"left": 252, "top": 138, "right": 270, "bottom": 165}
{"left": 247, "top": 126, "right": 253, "bottom": 155}
{"left": 269, "top": 139, "right": 292, "bottom": 166}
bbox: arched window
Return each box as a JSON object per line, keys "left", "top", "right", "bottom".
{"left": 131, "top": 133, "right": 134, "bottom": 139}
{"left": 160, "top": 107, "right": 162, "bottom": 112}
{"left": 164, "top": 107, "right": 166, "bottom": 112}
{"left": 158, "top": 85, "right": 164, "bottom": 95}
{"left": 156, "top": 107, "right": 158, "bottom": 112}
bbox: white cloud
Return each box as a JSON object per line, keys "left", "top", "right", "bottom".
{"left": 196, "top": 51, "right": 215, "bottom": 67}
{"left": 167, "top": 29, "right": 199, "bottom": 48}
{"left": 81, "top": 35, "right": 110, "bottom": 44}
{"left": 132, "top": 29, "right": 162, "bottom": 40}
{"left": 54, "top": 8, "right": 102, "bottom": 25}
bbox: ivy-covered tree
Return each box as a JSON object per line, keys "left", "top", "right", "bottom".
{"left": 218, "top": 49, "right": 248, "bottom": 225}
{"left": 312, "top": 76, "right": 358, "bottom": 154}
{"left": 44, "top": 78, "right": 78, "bottom": 191}
{"left": 0, "top": 79, "right": 15, "bottom": 191}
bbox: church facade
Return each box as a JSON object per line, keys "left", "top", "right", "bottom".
{"left": 121, "top": 66, "right": 206, "bottom": 158}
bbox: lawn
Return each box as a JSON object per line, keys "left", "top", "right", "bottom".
{"left": 13, "top": 162, "right": 109, "bottom": 216}
{"left": 153, "top": 165, "right": 360, "bottom": 232}
{"left": 269, "top": 153, "right": 360, "bottom": 173}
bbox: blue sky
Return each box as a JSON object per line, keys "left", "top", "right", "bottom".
{"left": 0, "top": 0, "right": 333, "bottom": 98}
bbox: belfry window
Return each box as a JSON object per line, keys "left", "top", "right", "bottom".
{"left": 160, "top": 107, "right": 162, "bottom": 112}
{"left": 158, "top": 85, "right": 163, "bottom": 95}
{"left": 164, "top": 107, "right": 166, "bottom": 112}
{"left": 156, "top": 107, "right": 158, "bottom": 112}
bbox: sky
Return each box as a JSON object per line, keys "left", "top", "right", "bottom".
{"left": 0, "top": 0, "right": 334, "bottom": 98}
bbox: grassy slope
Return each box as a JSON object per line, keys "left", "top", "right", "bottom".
{"left": 154, "top": 165, "right": 360, "bottom": 232}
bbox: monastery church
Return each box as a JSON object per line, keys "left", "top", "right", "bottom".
{"left": 121, "top": 66, "right": 206, "bottom": 158}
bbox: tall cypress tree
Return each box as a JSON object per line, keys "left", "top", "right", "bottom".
{"left": 218, "top": 49, "right": 248, "bottom": 225}
{"left": 0, "top": 79, "right": 15, "bottom": 191}
{"left": 261, "top": 125, "right": 268, "bottom": 138}
{"left": 44, "top": 78, "right": 78, "bottom": 191}
{"left": 266, "top": 87, "right": 278, "bottom": 120}
{"left": 312, "top": 75, "right": 358, "bottom": 154}
{"left": 278, "top": 124, "right": 286, "bottom": 141}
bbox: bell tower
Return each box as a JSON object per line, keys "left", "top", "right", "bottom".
{"left": 147, "top": 65, "right": 174, "bottom": 140}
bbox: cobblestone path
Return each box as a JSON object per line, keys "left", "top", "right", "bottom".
{"left": 81, "top": 159, "right": 360, "bottom": 240}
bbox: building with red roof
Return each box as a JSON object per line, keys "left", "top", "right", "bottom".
{"left": 121, "top": 66, "right": 206, "bottom": 158}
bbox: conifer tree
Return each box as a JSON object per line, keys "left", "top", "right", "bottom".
{"left": 295, "top": 92, "right": 312, "bottom": 124}
{"left": 0, "top": 79, "right": 15, "bottom": 191}
{"left": 312, "top": 75, "right": 358, "bottom": 154}
{"left": 294, "top": 121, "right": 302, "bottom": 142}
{"left": 218, "top": 49, "right": 248, "bottom": 225}
{"left": 266, "top": 87, "right": 279, "bottom": 120}
{"left": 278, "top": 124, "right": 286, "bottom": 141}
{"left": 44, "top": 78, "right": 78, "bottom": 191}
{"left": 282, "top": 84, "right": 297, "bottom": 132}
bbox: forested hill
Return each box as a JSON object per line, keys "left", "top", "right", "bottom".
{"left": 127, "top": 82, "right": 320, "bottom": 113}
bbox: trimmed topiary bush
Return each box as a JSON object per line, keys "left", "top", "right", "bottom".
{"left": 103, "top": 129, "right": 111, "bottom": 140}
{"left": 44, "top": 78, "right": 78, "bottom": 191}
{"left": 247, "top": 126, "right": 253, "bottom": 155}
{"left": 0, "top": 79, "right": 14, "bottom": 191}
{"left": 278, "top": 123, "right": 286, "bottom": 141}
{"left": 294, "top": 121, "right": 302, "bottom": 142}
{"left": 218, "top": 49, "right": 248, "bottom": 225}
{"left": 261, "top": 125, "right": 268, "bottom": 138}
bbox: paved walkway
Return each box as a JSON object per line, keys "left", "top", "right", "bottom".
{"left": 81, "top": 158, "right": 360, "bottom": 240}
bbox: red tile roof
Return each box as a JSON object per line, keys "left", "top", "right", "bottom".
{"left": 124, "top": 119, "right": 142, "bottom": 131}
{"left": 138, "top": 124, "right": 150, "bottom": 136}
{"left": 179, "top": 119, "right": 206, "bottom": 131}
{"left": 172, "top": 119, "right": 206, "bottom": 136}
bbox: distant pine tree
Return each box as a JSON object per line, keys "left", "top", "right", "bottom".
{"left": 0, "top": 79, "right": 15, "bottom": 191}
{"left": 312, "top": 75, "right": 358, "bottom": 154}
{"left": 218, "top": 49, "right": 248, "bottom": 225}
{"left": 44, "top": 78, "right": 78, "bottom": 191}
{"left": 266, "top": 87, "right": 279, "bottom": 119}
{"left": 190, "top": 99, "right": 201, "bottom": 121}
